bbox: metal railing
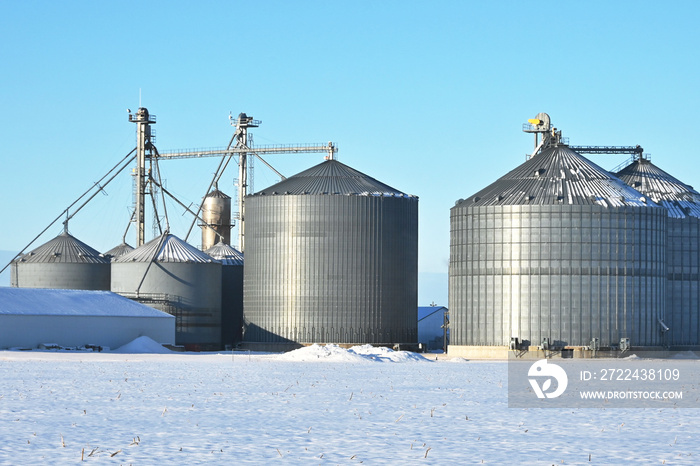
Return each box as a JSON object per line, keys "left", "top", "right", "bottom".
{"left": 157, "top": 142, "right": 337, "bottom": 159}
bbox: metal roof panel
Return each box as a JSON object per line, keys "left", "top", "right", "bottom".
{"left": 102, "top": 242, "right": 135, "bottom": 261}
{"left": 616, "top": 159, "right": 700, "bottom": 218}
{"left": 116, "top": 233, "right": 215, "bottom": 263}
{"left": 16, "top": 232, "right": 109, "bottom": 264}
{"left": 204, "top": 241, "right": 244, "bottom": 266}
{"left": 250, "top": 159, "right": 416, "bottom": 197}
{"left": 455, "top": 145, "right": 656, "bottom": 208}
{"left": 0, "top": 288, "right": 174, "bottom": 318}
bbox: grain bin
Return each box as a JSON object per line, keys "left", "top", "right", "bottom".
{"left": 11, "top": 231, "right": 110, "bottom": 290}
{"left": 243, "top": 159, "right": 418, "bottom": 348}
{"left": 201, "top": 189, "right": 232, "bottom": 251}
{"left": 616, "top": 158, "right": 700, "bottom": 347}
{"left": 205, "top": 241, "right": 243, "bottom": 348}
{"left": 450, "top": 143, "right": 667, "bottom": 352}
{"left": 111, "top": 233, "right": 222, "bottom": 349}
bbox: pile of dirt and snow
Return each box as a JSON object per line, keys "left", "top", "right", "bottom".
{"left": 349, "top": 344, "right": 429, "bottom": 362}
{"left": 275, "top": 344, "right": 429, "bottom": 363}
{"left": 447, "top": 357, "right": 470, "bottom": 363}
{"left": 621, "top": 354, "right": 641, "bottom": 360}
{"left": 275, "top": 344, "right": 369, "bottom": 362}
{"left": 112, "top": 336, "right": 172, "bottom": 354}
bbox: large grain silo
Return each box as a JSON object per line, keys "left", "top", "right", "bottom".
{"left": 205, "top": 241, "right": 243, "bottom": 348}
{"left": 449, "top": 142, "right": 667, "bottom": 357}
{"left": 201, "top": 189, "right": 232, "bottom": 251}
{"left": 243, "top": 159, "right": 418, "bottom": 348}
{"left": 11, "top": 231, "right": 110, "bottom": 290}
{"left": 111, "top": 233, "right": 222, "bottom": 349}
{"left": 616, "top": 158, "right": 700, "bottom": 347}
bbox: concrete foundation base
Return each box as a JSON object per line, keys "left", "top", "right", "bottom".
{"left": 448, "top": 345, "right": 674, "bottom": 360}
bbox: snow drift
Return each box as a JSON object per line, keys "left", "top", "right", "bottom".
{"left": 274, "top": 344, "right": 429, "bottom": 363}
{"left": 112, "top": 336, "right": 172, "bottom": 354}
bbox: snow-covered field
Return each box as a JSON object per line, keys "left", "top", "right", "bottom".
{"left": 1, "top": 341, "right": 699, "bottom": 464}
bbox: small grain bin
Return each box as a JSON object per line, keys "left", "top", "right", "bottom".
{"left": 201, "top": 189, "right": 232, "bottom": 251}
{"left": 111, "top": 232, "right": 222, "bottom": 349}
{"left": 11, "top": 231, "right": 110, "bottom": 290}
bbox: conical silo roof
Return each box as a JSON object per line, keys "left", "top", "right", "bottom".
{"left": 15, "top": 232, "right": 109, "bottom": 264}
{"left": 616, "top": 158, "right": 700, "bottom": 218}
{"left": 251, "top": 159, "right": 414, "bottom": 197}
{"left": 458, "top": 145, "right": 654, "bottom": 208}
{"left": 115, "top": 233, "right": 214, "bottom": 263}
{"left": 206, "top": 189, "right": 231, "bottom": 199}
{"left": 204, "top": 241, "right": 243, "bottom": 266}
{"left": 102, "top": 242, "right": 135, "bottom": 261}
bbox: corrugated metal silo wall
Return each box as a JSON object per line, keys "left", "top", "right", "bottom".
{"left": 244, "top": 194, "right": 418, "bottom": 344}
{"left": 111, "top": 262, "right": 222, "bottom": 347}
{"left": 12, "top": 263, "right": 111, "bottom": 290}
{"left": 221, "top": 265, "right": 243, "bottom": 347}
{"left": 667, "top": 217, "right": 700, "bottom": 346}
{"left": 449, "top": 204, "right": 667, "bottom": 348}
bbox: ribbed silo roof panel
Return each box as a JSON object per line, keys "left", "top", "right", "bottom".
{"left": 251, "top": 159, "right": 414, "bottom": 197}
{"left": 458, "top": 145, "right": 653, "bottom": 208}
{"left": 206, "top": 189, "right": 231, "bottom": 199}
{"left": 616, "top": 159, "right": 700, "bottom": 218}
{"left": 17, "top": 232, "right": 109, "bottom": 264}
{"left": 102, "top": 242, "right": 135, "bottom": 260}
{"left": 116, "top": 233, "right": 214, "bottom": 263}
{"left": 205, "top": 241, "right": 244, "bottom": 266}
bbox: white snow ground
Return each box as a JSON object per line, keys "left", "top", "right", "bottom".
{"left": 0, "top": 342, "right": 699, "bottom": 464}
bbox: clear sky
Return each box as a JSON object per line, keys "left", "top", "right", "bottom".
{"left": 1, "top": 1, "right": 699, "bottom": 303}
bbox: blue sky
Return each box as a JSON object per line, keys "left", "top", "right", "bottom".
{"left": 2, "top": 1, "right": 699, "bottom": 303}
